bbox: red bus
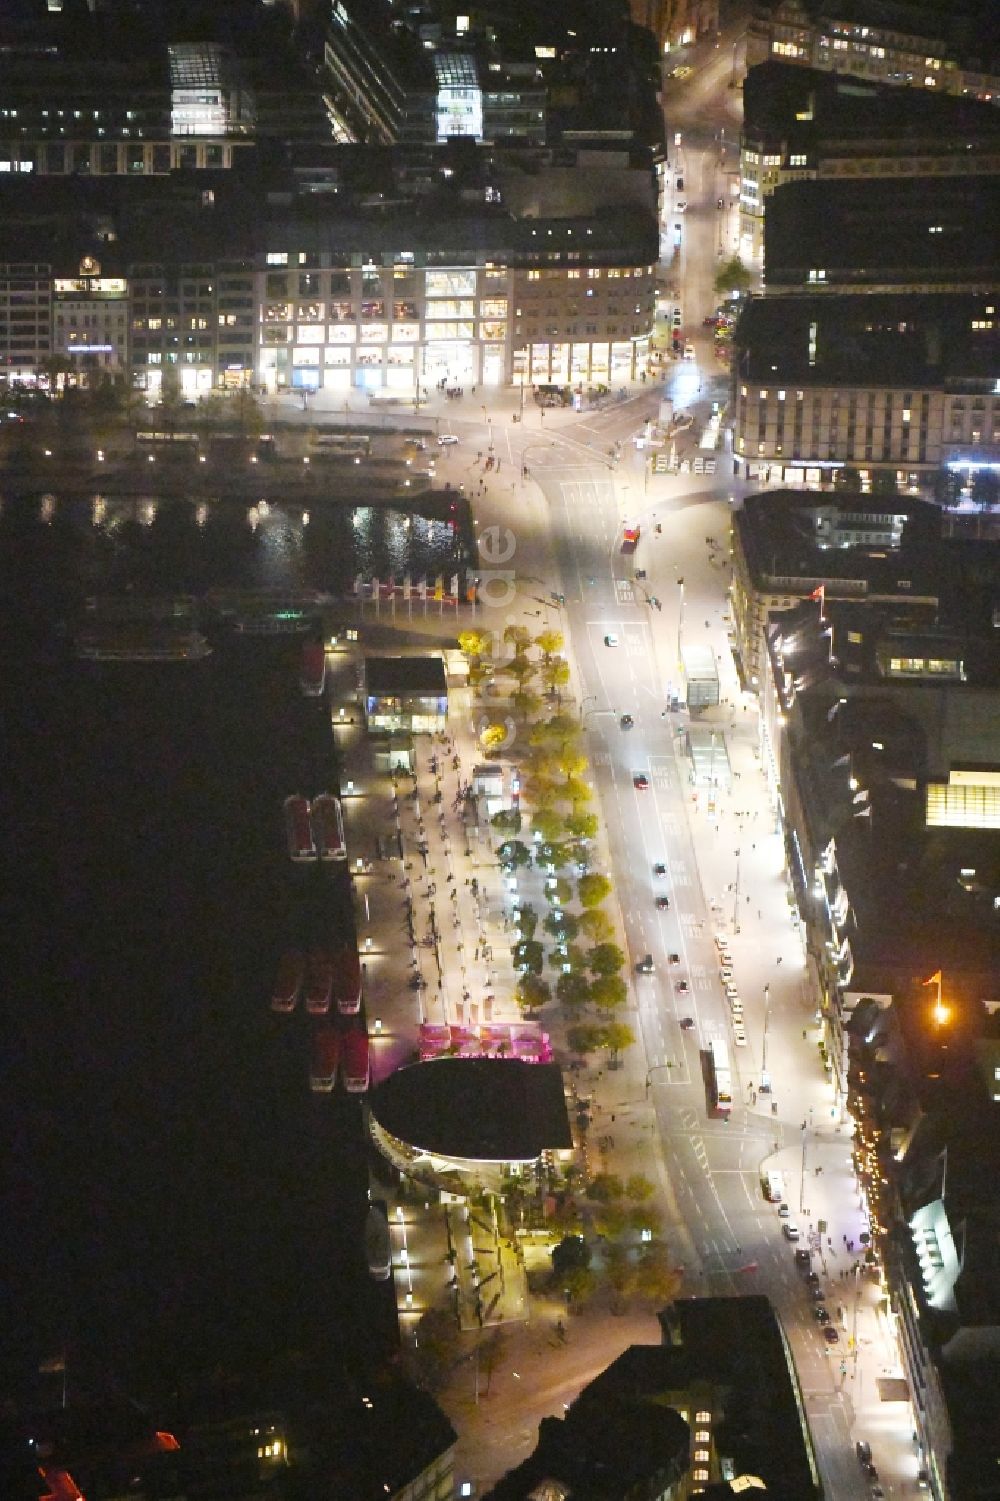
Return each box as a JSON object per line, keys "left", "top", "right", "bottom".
{"left": 341, "top": 1027, "right": 370, "bottom": 1093}
{"left": 311, "top": 793, "right": 346, "bottom": 861}
{"left": 271, "top": 950, "right": 305, "bottom": 1014}
{"left": 310, "top": 1024, "right": 340, "bottom": 1093}
{"left": 621, "top": 524, "right": 641, "bottom": 554}
{"left": 284, "top": 795, "right": 316, "bottom": 861}
{"left": 300, "top": 639, "right": 327, "bottom": 697}
{"left": 334, "top": 946, "right": 363, "bottom": 1015}
{"left": 305, "top": 950, "right": 334, "bottom": 1015}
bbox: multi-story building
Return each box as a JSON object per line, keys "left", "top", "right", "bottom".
{"left": 747, "top": 0, "right": 1000, "bottom": 103}
{"left": 763, "top": 177, "right": 1000, "bottom": 294}
{"left": 740, "top": 61, "right": 1000, "bottom": 258}
{"left": 0, "top": 262, "right": 52, "bottom": 385}
{"left": 0, "top": 38, "right": 254, "bottom": 178}
{"left": 53, "top": 255, "right": 130, "bottom": 381}
{"left": 730, "top": 292, "right": 1000, "bottom": 488}
{"left": 255, "top": 207, "right": 657, "bottom": 395}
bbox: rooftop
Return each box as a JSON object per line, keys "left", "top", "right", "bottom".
{"left": 734, "top": 291, "right": 1000, "bottom": 385}
{"left": 364, "top": 655, "right": 448, "bottom": 697}
{"left": 369, "top": 1058, "right": 573, "bottom": 1161}
{"left": 764, "top": 177, "right": 1000, "bottom": 290}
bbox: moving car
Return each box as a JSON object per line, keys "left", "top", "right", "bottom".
{"left": 604, "top": 633, "right": 619, "bottom": 647}
{"left": 668, "top": 952, "right": 681, "bottom": 964}
{"left": 679, "top": 1016, "right": 695, "bottom": 1030}
{"left": 655, "top": 895, "right": 671, "bottom": 910}
{"left": 654, "top": 862, "right": 667, "bottom": 876}
{"left": 636, "top": 954, "right": 654, "bottom": 974}
{"left": 683, "top": 342, "right": 696, "bottom": 360}
{"left": 620, "top": 713, "right": 634, "bottom": 728}
{"left": 675, "top": 979, "right": 690, "bottom": 994}
{"left": 437, "top": 433, "right": 459, "bottom": 445}
{"left": 676, "top": 200, "right": 687, "bottom": 213}
{"left": 778, "top": 1202, "right": 790, "bottom": 1218}
{"left": 795, "top": 1249, "right": 811, "bottom": 1267}
{"left": 808, "top": 1283, "right": 825, "bottom": 1301}
{"left": 823, "top": 1326, "right": 840, "bottom": 1344}
{"left": 813, "top": 1305, "right": 830, "bottom": 1323}
{"left": 733, "top": 1027, "right": 747, "bottom": 1047}
{"left": 782, "top": 1222, "right": 801, "bottom": 1241}
{"left": 672, "top": 309, "right": 683, "bottom": 327}
{"left": 633, "top": 773, "right": 650, "bottom": 790}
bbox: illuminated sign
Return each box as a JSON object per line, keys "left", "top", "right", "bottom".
{"left": 54, "top": 278, "right": 127, "bottom": 295}
{"left": 65, "top": 343, "right": 114, "bottom": 354}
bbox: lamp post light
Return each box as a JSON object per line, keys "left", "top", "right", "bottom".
{"left": 760, "top": 983, "right": 771, "bottom": 1093}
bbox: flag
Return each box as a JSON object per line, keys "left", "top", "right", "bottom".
{"left": 370, "top": 576, "right": 379, "bottom": 600}
{"left": 434, "top": 575, "right": 444, "bottom": 601}
{"left": 39, "top": 1354, "right": 66, "bottom": 1374}
{"left": 418, "top": 578, "right": 428, "bottom": 601}
{"left": 922, "top": 970, "right": 942, "bottom": 988}
{"left": 810, "top": 584, "right": 826, "bottom": 613}
{"left": 353, "top": 574, "right": 364, "bottom": 596}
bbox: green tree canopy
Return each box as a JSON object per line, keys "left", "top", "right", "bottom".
{"left": 458, "top": 628, "right": 492, "bottom": 659}
{"left": 491, "top": 808, "right": 522, "bottom": 835}
{"left": 590, "top": 975, "right": 628, "bottom": 1013}
{"left": 601, "top": 1019, "right": 635, "bottom": 1060}
{"left": 564, "top": 810, "right": 599, "bottom": 841}
{"left": 516, "top": 974, "right": 551, "bottom": 1014}
{"left": 514, "top": 903, "right": 538, "bottom": 939}
{"left": 567, "top": 1020, "right": 603, "bottom": 1052}
{"left": 713, "top": 254, "right": 752, "bottom": 298}
{"left": 545, "top": 877, "right": 574, "bottom": 907}
{"left": 578, "top": 908, "right": 614, "bottom": 944}
{"left": 578, "top": 872, "right": 612, "bottom": 908}
{"left": 498, "top": 839, "right": 532, "bottom": 870}
{"left": 543, "top": 909, "right": 579, "bottom": 943}
{"left": 586, "top": 1173, "right": 624, "bottom": 1203}
{"left": 503, "top": 623, "right": 532, "bottom": 654}
{"left": 530, "top": 806, "right": 565, "bottom": 843}
{"left": 625, "top": 1173, "right": 655, "bottom": 1203}
{"left": 551, "top": 1234, "right": 590, "bottom": 1278}
{"left": 559, "top": 974, "right": 593, "bottom": 1011}
{"left": 512, "top": 939, "right": 544, "bottom": 974}
{"left": 588, "top": 942, "right": 626, "bottom": 977}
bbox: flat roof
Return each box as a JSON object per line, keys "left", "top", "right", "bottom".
{"left": 364, "top": 655, "right": 447, "bottom": 696}
{"left": 734, "top": 291, "right": 1000, "bottom": 384}
{"left": 370, "top": 1059, "right": 572, "bottom": 1161}
{"left": 764, "top": 177, "right": 1000, "bottom": 287}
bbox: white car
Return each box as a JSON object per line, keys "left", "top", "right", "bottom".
{"left": 683, "top": 342, "right": 696, "bottom": 361}
{"left": 714, "top": 934, "right": 729, "bottom": 953}
{"left": 676, "top": 200, "right": 687, "bottom": 213}
{"left": 725, "top": 983, "right": 740, "bottom": 1000}
{"left": 437, "top": 434, "right": 459, "bottom": 446}
{"left": 604, "top": 633, "right": 619, "bottom": 648}
{"left": 733, "top": 1029, "right": 747, "bottom": 1048}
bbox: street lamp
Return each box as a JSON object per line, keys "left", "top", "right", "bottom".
{"left": 732, "top": 847, "right": 741, "bottom": 935}
{"left": 760, "top": 983, "right": 771, "bottom": 1093}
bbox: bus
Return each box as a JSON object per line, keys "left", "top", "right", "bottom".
{"left": 333, "top": 945, "right": 363, "bottom": 1015}
{"left": 708, "top": 1038, "right": 732, "bottom": 1118}
{"left": 311, "top": 794, "right": 346, "bottom": 861}
{"left": 762, "top": 1168, "right": 785, "bottom": 1203}
{"left": 284, "top": 796, "right": 316, "bottom": 861}
{"left": 341, "top": 1027, "right": 370, "bottom": 1093}
{"left": 309, "top": 1024, "right": 340, "bottom": 1094}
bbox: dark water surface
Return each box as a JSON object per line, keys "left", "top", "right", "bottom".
{"left": 0, "top": 495, "right": 445, "bottom": 1401}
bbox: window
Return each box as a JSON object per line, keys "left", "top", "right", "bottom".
{"left": 790, "top": 153, "right": 807, "bottom": 166}
{"left": 266, "top": 252, "right": 288, "bottom": 267}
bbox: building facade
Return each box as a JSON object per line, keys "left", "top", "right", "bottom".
{"left": 0, "top": 262, "right": 51, "bottom": 383}
{"left": 746, "top": 0, "right": 1000, "bottom": 102}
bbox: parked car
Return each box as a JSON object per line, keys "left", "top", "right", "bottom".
{"left": 604, "top": 633, "right": 619, "bottom": 647}
{"left": 795, "top": 1249, "right": 811, "bottom": 1267}
{"left": 655, "top": 895, "right": 671, "bottom": 910}
{"left": 783, "top": 1223, "right": 801, "bottom": 1241}
{"left": 813, "top": 1305, "right": 830, "bottom": 1323}
{"left": 823, "top": 1326, "right": 840, "bottom": 1344}
{"left": 633, "top": 773, "right": 649, "bottom": 790}
{"left": 437, "top": 433, "right": 459, "bottom": 445}
{"left": 620, "top": 713, "right": 634, "bottom": 728}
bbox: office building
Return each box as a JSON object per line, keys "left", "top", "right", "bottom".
{"left": 730, "top": 292, "right": 1000, "bottom": 488}
{"left": 746, "top": 0, "right": 1000, "bottom": 103}
{"left": 740, "top": 60, "right": 1000, "bottom": 258}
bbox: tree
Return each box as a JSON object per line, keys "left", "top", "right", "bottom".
{"left": 537, "top": 840, "right": 572, "bottom": 869}
{"left": 498, "top": 839, "right": 532, "bottom": 870}
{"left": 578, "top": 872, "right": 612, "bottom": 908}
{"left": 491, "top": 808, "right": 522, "bottom": 836}
{"left": 543, "top": 909, "right": 579, "bottom": 943}
{"left": 586, "top": 1173, "right": 623, "bottom": 1203}
{"left": 512, "top": 939, "right": 544, "bottom": 974}
{"left": 628, "top": 1203, "right": 662, "bottom": 1235}
{"left": 534, "top": 628, "right": 564, "bottom": 662}
{"left": 531, "top": 807, "right": 566, "bottom": 843}
{"left": 593, "top": 1203, "right": 629, "bottom": 1239}
{"left": 544, "top": 877, "right": 574, "bottom": 907}
{"left": 524, "top": 774, "right": 559, "bottom": 807}
{"left": 514, "top": 903, "right": 538, "bottom": 939}
{"left": 972, "top": 469, "right": 1000, "bottom": 510}
{"left": 405, "top": 1306, "right": 459, "bottom": 1391}
{"left": 508, "top": 655, "right": 536, "bottom": 686}
{"left": 564, "top": 776, "right": 592, "bottom": 808}
{"left": 480, "top": 721, "right": 509, "bottom": 755}
{"left": 564, "top": 810, "right": 599, "bottom": 841}
{"left": 871, "top": 468, "right": 899, "bottom": 496}
{"left": 458, "top": 628, "right": 492, "bottom": 660}
{"left": 551, "top": 1234, "right": 590, "bottom": 1279}
{"left": 625, "top": 1174, "right": 655, "bottom": 1203}
{"left": 558, "top": 749, "right": 589, "bottom": 782}
{"left": 713, "top": 254, "right": 753, "bottom": 298}
{"left": 590, "top": 975, "right": 628, "bottom": 1013}
{"left": 933, "top": 468, "right": 962, "bottom": 506}
{"left": 561, "top": 943, "right": 588, "bottom": 974}
{"left": 601, "top": 1020, "right": 635, "bottom": 1065}
{"left": 503, "top": 623, "right": 532, "bottom": 654}
{"left": 630, "top": 1243, "right": 683, "bottom": 1305}
{"left": 559, "top": 974, "right": 593, "bottom": 1011}
{"left": 511, "top": 687, "right": 541, "bottom": 717}
{"left": 588, "top": 942, "right": 625, "bottom": 977}
{"left": 562, "top": 1266, "right": 597, "bottom": 1305}
{"left": 542, "top": 658, "right": 571, "bottom": 699}
{"left": 516, "top": 974, "right": 550, "bottom": 1014}
{"left": 567, "top": 1021, "right": 603, "bottom": 1053}
{"left": 578, "top": 908, "right": 614, "bottom": 944}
